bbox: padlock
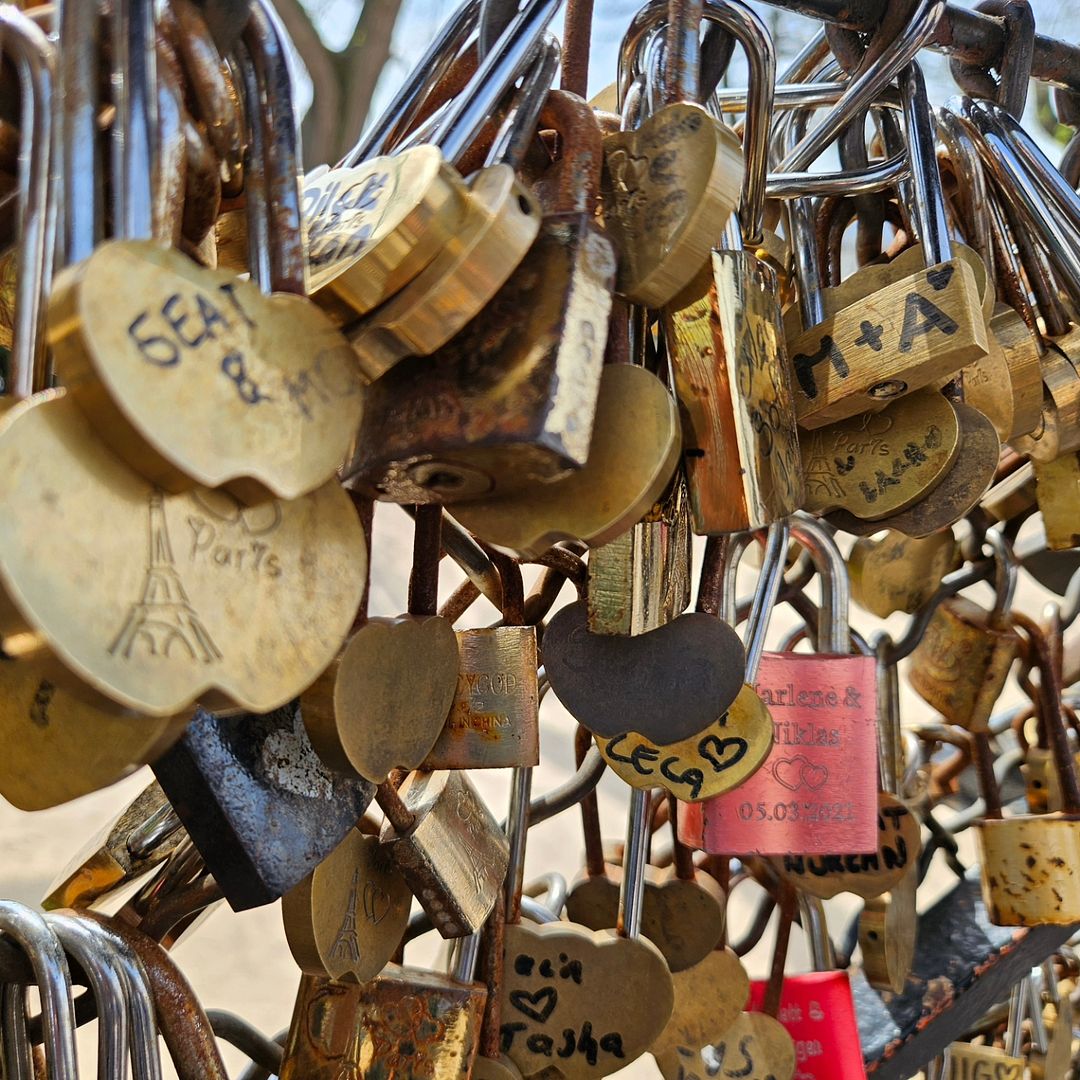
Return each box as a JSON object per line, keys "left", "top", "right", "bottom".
{"left": 565, "top": 785, "right": 723, "bottom": 972}
{"left": 682, "top": 514, "right": 879, "bottom": 857}
{"left": 601, "top": 0, "right": 745, "bottom": 307}
{"left": 423, "top": 556, "right": 540, "bottom": 770}
{"left": 282, "top": 827, "right": 412, "bottom": 984}
{"left": 279, "top": 947, "right": 487, "bottom": 1080}
{"left": 152, "top": 700, "right": 376, "bottom": 911}
{"left": 42, "top": 782, "right": 185, "bottom": 910}
{"left": 908, "top": 532, "right": 1021, "bottom": 731}
{"left": 299, "top": 14, "right": 477, "bottom": 318}
{"left": 596, "top": 521, "right": 784, "bottom": 801}
{"left": 1029, "top": 961, "right": 1073, "bottom": 1079}
{"left": 858, "top": 634, "right": 918, "bottom": 993}
{"left": 978, "top": 605, "right": 1080, "bottom": 926}
{"left": 451, "top": 357, "right": 682, "bottom": 559}
{"left": 47, "top": 0, "right": 367, "bottom": 506}
{"left": 785, "top": 64, "right": 989, "bottom": 429}
{"left": 1034, "top": 451, "right": 1080, "bottom": 550}
{"left": 748, "top": 893, "right": 865, "bottom": 1079}
{"left": 662, "top": 1, "right": 805, "bottom": 535}
{"left": 303, "top": 506, "right": 460, "bottom": 784}
{"left": 346, "top": 87, "right": 614, "bottom": 505}
{"left": 586, "top": 474, "right": 692, "bottom": 636}
{"left": 378, "top": 769, "right": 509, "bottom": 938}
{"left": 345, "top": 7, "right": 552, "bottom": 377}
{"left": 499, "top": 786, "right": 675, "bottom": 1080}
{"left": 848, "top": 529, "right": 960, "bottom": 618}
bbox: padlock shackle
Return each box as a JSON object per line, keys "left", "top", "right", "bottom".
{"left": 505, "top": 765, "right": 533, "bottom": 924}
{"left": 436, "top": 0, "right": 560, "bottom": 168}
{"left": 0, "top": 6, "right": 54, "bottom": 399}
{"left": 788, "top": 514, "right": 851, "bottom": 655}
{"left": 575, "top": 725, "right": 607, "bottom": 879}
{"left": 44, "top": 915, "right": 129, "bottom": 1079}
{"left": 0, "top": 903, "right": 78, "bottom": 1079}
{"left": 719, "top": 521, "right": 789, "bottom": 682}
{"left": 111, "top": 0, "right": 159, "bottom": 242}
{"left": 343, "top": 0, "right": 478, "bottom": 165}
{"left": 875, "top": 633, "right": 903, "bottom": 798}
{"left": 899, "top": 62, "right": 951, "bottom": 268}
{"left": 778, "top": 0, "right": 943, "bottom": 173}
{"left": 617, "top": 787, "right": 651, "bottom": 939}
{"left": 484, "top": 34, "right": 561, "bottom": 172}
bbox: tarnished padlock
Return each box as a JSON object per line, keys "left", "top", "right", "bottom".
{"left": 908, "top": 533, "right": 1020, "bottom": 731}
{"left": 978, "top": 607, "right": 1080, "bottom": 926}
{"left": 279, "top": 957, "right": 487, "bottom": 1080}
{"left": 378, "top": 770, "right": 509, "bottom": 938}
{"left": 785, "top": 64, "right": 989, "bottom": 428}
{"left": 346, "top": 88, "right": 614, "bottom": 504}
{"left": 662, "top": 0, "right": 804, "bottom": 534}
{"left": 423, "top": 557, "right": 539, "bottom": 770}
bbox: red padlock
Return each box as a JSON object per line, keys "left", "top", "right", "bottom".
{"left": 748, "top": 895, "right": 867, "bottom": 1080}
{"left": 680, "top": 514, "right": 879, "bottom": 855}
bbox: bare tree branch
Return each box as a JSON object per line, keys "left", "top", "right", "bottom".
{"left": 273, "top": 0, "right": 343, "bottom": 164}
{"left": 339, "top": 0, "right": 405, "bottom": 158}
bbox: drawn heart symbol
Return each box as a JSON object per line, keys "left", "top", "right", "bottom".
{"left": 772, "top": 755, "right": 810, "bottom": 791}
{"left": 601, "top": 102, "right": 744, "bottom": 307}
{"left": 509, "top": 986, "right": 558, "bottom": 1023}
{"left": 926, "top": 263, "right": 955, "bottom": 290}
{"left": 543, "top": 602, "right": 745, "bottom": 743}
{"left": 0, "top": 393, "right": 366, "bottom": 718}
{"left": 500, "top": 922, "right": 673, "bottom": 1080}
{"left": 699, "top": 735, "right": 748, "bottom": 773}
{"left": 302, "top": 615, "right": 459, "bottom": 783}
{"left": 801, "top": 761, "right": 829, "bottom": 789}
{"left": 49, "top": 239, "right": 366, "bottom": 502}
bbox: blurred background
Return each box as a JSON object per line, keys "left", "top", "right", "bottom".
{"left": 3, "top": 1, "right": 1078, "bottom": 1076}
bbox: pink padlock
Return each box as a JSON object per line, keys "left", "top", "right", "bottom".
{"left": 680, "top": 515, "right": 879, "bottom": 855}
{"left": 748, "top": 895, "right": 867, "bottom": 1080}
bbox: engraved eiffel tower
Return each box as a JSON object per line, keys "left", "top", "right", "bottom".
{"left": 109, "top": 492, "right": 222, "bottom": 663}
{"left": 330, "top": 868, "right": 363, "bottom": 965}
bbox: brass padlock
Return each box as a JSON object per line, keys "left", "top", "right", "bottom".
{"left": 279, "top": 960, "right": 486, "bottom": 1079}
{"left": 586, "top": 475, "right": 692, "bottom": 636}
{"left": 978, "top": 610, "right": 1080, "bottom": 926}
{"left": 423, "top": 559, "right": 539, "bottom": 770}
{"left": 378, "top": 771, "right": 509, "bottom": 938}
{"left": 662, "top": 0, "right": 804, "bottom": 535}
{"left": 345, "top": 90, "right": 614, "bottom": 504}
{"left": 784, "top": 66, "right": 989, "bottom": 429}
{"left": 601, "top": 0, "right": 744, "bottom": 308}
{"left": 908, "top": 535, "right": 1020, "bottom": 732}
{"left": 1034, "top": 451, "right": 1080, "bottom": 550}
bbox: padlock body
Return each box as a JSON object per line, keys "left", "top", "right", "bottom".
{"left": 786, "top": 258, "right": 989, "bottom": 429}
{"left": 978, "top": 814, "right": 1080, "bottom": 925}
{"left": 679, "top": 652, "right": 878, "bottom": 855}
{"left": 423, "top": 627, "right": 539, "bottom": 769}
{"left": 665, "top": 250, "right": 804, "bottom": 534}
{"left": 587, "top": 481, "right": 691, "bottom": 635}
{"left": 380, "top": 769, "right": 509, "bottom": 937}
{"left": 1023, "top": 747, "right": 1080, "bottom": 813}
{"left": 345, "top": 216, "right": 612, "bottom": 502}
{"left": 908, "top": 597, "right": 1018, "bottom": 730}
{"left": 946, "top": 1042, "right": 1025, "bottom": 1079}
{"left": 279, "top": 969, "right": 485, "bottom": 1080}
{"left": 748, "top": 971, "right": 866, "bottom": 1079}
{"left": 1035, "top": 451, "right": 1080, "bottom": 551}
{"left": 1012, "top": 330, "right": 1080, "bottom": 462}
